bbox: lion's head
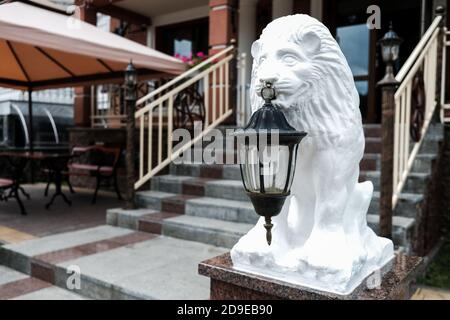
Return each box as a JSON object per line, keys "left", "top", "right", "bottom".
{"left": 250, "top": 14, "right": 362, "bottom": 139}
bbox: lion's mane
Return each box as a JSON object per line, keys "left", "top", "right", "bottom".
{"left": 250, "top": 14, "right": 363, "bottom": 146}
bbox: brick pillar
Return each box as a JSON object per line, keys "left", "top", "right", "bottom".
{"left": 208, "top": 0, "right": 238, "bottom": 125}
{"left": 377, "top": 60, "right": 399, "bottom": 239}
{"left": 73, "top": 6, "right": 97, "bottom": 127}
{"left": 378, "top": 82, "right": 397, "bottom": 239}
{"left": 209, "top": 0, "right": 238, "bottom": 54}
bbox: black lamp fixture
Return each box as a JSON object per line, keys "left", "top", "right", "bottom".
{"left": 378, "top": 22, "right": 403, "bottom": 83}
{"left": 125, "top": 60, "right": 138, "bottom": 101}
{"left": 233, "top": 82, "right": 307, "bottom": 245}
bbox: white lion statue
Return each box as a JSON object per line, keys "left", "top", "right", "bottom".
{"left": 231, "top": 14, "right": 394, "bottom": 295}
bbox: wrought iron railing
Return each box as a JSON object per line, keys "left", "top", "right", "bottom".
{"left": 134, "top": 46, "right": 236, "bottom": 189}
{"left": 392, "top": 16, "right": 443, "bottom": 207}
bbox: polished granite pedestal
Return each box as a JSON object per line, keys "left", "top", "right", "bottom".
{"left": 199, "top": 253, "right": 423, "bottom": 300}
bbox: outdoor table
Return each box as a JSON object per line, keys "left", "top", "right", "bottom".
{"left": 0, "top": 151, "right": 72, "bottom": 214}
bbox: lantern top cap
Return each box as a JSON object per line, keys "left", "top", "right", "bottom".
{"left": 378, "top": 22, "right": 403, "bottom": 46}
{"left": 126, "top": 60, "right": 136, "bottom": 72}
{"left": 232, "top": 84, "right": 307, "bottom": 144}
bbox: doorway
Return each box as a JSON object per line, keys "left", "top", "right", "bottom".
{"left": 323, "top": 0, "right": 423, "bottom": 123}
{"left": 155, "top": 18, "right": 209, "bottom": 58}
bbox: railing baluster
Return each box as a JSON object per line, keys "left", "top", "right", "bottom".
{"left": 220, "top": 63, "right": 224, "bottom": 116}
{"left": 404, "top": 84, "right": 411, "bottom": 179}
{"left": 139, "top": 116, "right": 144, "bottom": 179}
{"left": 204, "top": 74, "right": 209, "bottom": 127}
{"left": 212, "top": 68, "right": 217, "bottom": 122}
{"left": 158, "top": 103, "right": 163, "bottom": 165}
{"left": 168, "top": 96, "right": 173, "bottom": 159}
{"left": 148, "top": 110, "right": 152, "bottom": 174}
{"left": 225, "top": 60, "right": 229, "bottom": 112}
{"left": 399, "top": 92, "right": 406, "bottom": 184}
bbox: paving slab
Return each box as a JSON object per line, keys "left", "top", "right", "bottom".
{"left": 55, "top": 235, "right": 227, "bottom": 300}
{"left": 11, "top": 286, "right": 88, "bottom": 300}
{"left": 0, "top": 265, "right": 86, "bottom": 300}
{"left": 0, "top": 265, "right": 28, "bottom": 286}
{"left": 1, "top": 225, "right": 227, "bottom": 300}
{"left": 2, "top": 225, "right": 133, "bottom": 257}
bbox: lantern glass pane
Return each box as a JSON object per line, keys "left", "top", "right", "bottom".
{"left": 391, "top": 44, "right": 400, "bottom": 61}
{"left": 239, "top": 143, "right": 299, "bottom": 195}
{"left": 381, "top": 45, "right": 392, "bottom": 62}
{"left": 285, "top": 144, "right": 299, "bottom": 192}
{"left": 240, "top": 144, "right": 260, "bottom": 192}
{"left": 261, "top": 145, "right": 289, "bottom": 194}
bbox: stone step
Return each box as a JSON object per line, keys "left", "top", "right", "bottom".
{"left": 409, "top": 153, "right": 436, "bottom": 174}
{"left": 369, "top": 191, "right": 423, "bottom": 219}
{"left": 361, "top": 171, "right": 429, "bottom": 194}
{"left": 366, "top": 215, "right": 415, "bottom": 249}
{"left": 418, "top": 138, "right": 441, "bottom": 153}
{"left": 170, "top": 154, "right": 380, "bottom": 180}
{"left": 206, "top": 124, "right": 381, "bottom": 140}
{"left": 135, "top": 189, "right": 415, "bottom": 247}
{"left": 107, "top": 207, "right": 414, "bottom": 250}
{"left": 142, "top": 180, "right": 422, "bottom": 221}
{"left": 0, "top": 225, "right": 226, "bottom": 300}
{"left": 107, "top": 207, "right": 255, "bottom": 249}
{"left": 151, "top": 174, "right": 248, "bottom": 201}
{"left": 363, "top": 124, "right": 381, "bottom": 138}
{"left": 170, "top": 151, "right": 435, "bottom": 181}
{"left": 365, "top": 137, "right": 382, "bottom": 154}
{"left": 0, "top": 265, "right": 87, "bottom": 300}
{"left": 136, "top": 189, "right": 256, "bottom": 223}
{"left": 152, "top": 170, "right": 428, "bottom": 211}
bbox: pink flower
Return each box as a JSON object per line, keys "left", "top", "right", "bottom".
{"left": 181, "top": 56, "right": 189, "bottom": 63}
{"left": 196, "top": 52, "right": 205, "bottom": 58}
{"left": 174, "top": 53, "right": 181, "bottom": 58}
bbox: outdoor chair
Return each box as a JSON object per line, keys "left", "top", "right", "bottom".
{"left": 0, "top": 178, "right": 14, "bottom": 202}
{"left": 67, "top": 145, "right": 122, "bottom": 204}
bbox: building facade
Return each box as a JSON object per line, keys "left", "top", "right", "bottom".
{"left": 67, "top": 0, "right": 448, "bottom": 127}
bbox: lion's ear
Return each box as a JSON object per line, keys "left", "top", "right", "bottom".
{"left": 302, "top": 31, "right": 321, "bottom": 57}
{"left": 251, "top": 40, "right": 261, "bottom": 59}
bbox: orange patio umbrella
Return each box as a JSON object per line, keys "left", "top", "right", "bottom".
{"left": 0, "top": 0, "right": 185, "bottom": 149}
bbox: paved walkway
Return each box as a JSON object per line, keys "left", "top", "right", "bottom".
{"left": 0, "top": 184, "right": 123, "bottom": 243}
{"left": 0, "top": 265, "right": 86, "bottom": 300}
{"left": 1, "top": 185, "right": 449, "bottom": 300}
{"left": 0, "top": 225, "right": 227, "bottom": 299}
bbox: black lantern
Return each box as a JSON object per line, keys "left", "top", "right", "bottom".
{"left": 378, "top": 22, "right": 403, "bottom": 82}
{"left": 125, "top": 61, "right": 137, "bottom": 101}
{"left": 233, "top": 82, "right": 307, "bottom": 245}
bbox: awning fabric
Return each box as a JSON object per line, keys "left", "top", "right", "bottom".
{"left": 0, "top": 1, "right": 185, "bottom": 90}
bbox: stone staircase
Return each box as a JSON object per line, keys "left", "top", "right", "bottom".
{"left": 0, "top": 123, "right": 442, "bottom": 300}
{"left": 108, "top": 123, "right": 444, "bottom": 251}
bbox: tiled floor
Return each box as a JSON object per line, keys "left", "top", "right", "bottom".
{"left": 0, "top": 183, "right": 124, "bottom": 243}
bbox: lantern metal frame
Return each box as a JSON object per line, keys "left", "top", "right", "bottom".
{"left": 233, "top": 83, "right": 307, "bottom": 245}
{"left": 125, "top": 61, "right": 138, "bottom": 102}
{"left": 378, "top": 22, "right": 403, "bottom": 84}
